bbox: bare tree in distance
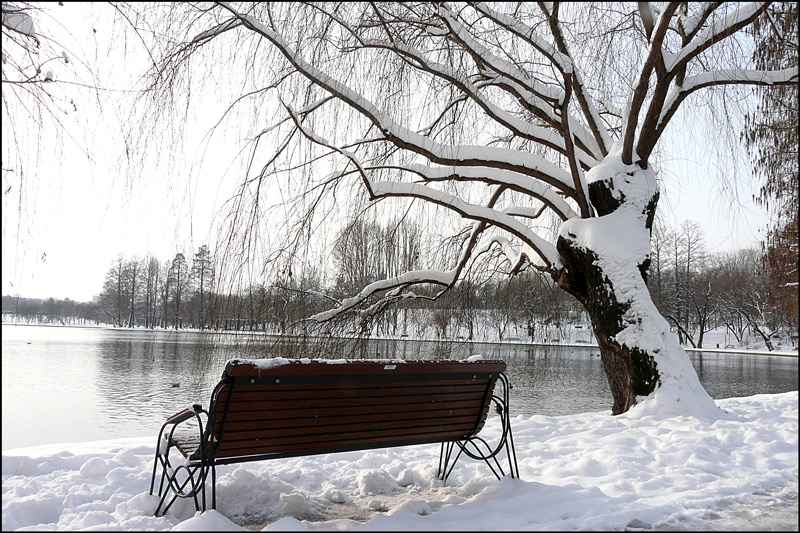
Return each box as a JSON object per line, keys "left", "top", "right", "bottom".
{"left": 169, "top": 252, "right": 189, "bottom": 329}
{"left": 125, "top": 256, "right": 140, "bottom": 328}
{"left": 129, "top": 3, "right": 797, "bottom": 415}
{"left": 143, "top": 255, "right": 160, "bottom": 329}
{"left": 100, "top": 254, "right": 126, "bottom": 326}
{"left": 191, "top": 244, "right": 215, "bottom": 329}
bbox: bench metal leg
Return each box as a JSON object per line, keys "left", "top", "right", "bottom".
{"left": 437, "top": 373, "right": 520, "bottom": 482}
{"left": 438, "top": 441, "right": 466, "bottom": 483}
{"left": 150, "top": 431, "right": 210, "bottom": 517}
{"left": 156, "top": 464, "right": 202, "bottom": 516}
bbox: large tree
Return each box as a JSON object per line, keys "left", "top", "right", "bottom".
{"left": 133, "top": 2, "right": 797, "bottom": 415}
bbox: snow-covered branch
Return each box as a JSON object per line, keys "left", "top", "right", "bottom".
{"left": 437, "top": 5, "right": 564, "bottom": 105}
{"left": 467, "top": 3, "right": 610, "bottom": 159}
{"left": 388, "top": 163, "right": 578, "bottom": 220}
{"left": 666, "top": 3, "right": 770, "bottom": 73}
{"left": 622, "top": 2, "right": 679, "bottom": 165}
{"left": 222, "top": 7, "right": 576, "bottom": 192}
{"left": 356, "top": 37, "right": 574, "bottom": 159}
{"left": 310, "top": 186, "right": 504, "bottom": 322}
{"left": 502, "top": 205, "right": 547, "bottom": 220}
{"left": 538, "top": 3, "right": 612, "bottom": 158}
{"left": 369, "top": 180, "right": 562, "bottom": 268}
{"left": 676, "top": 2, "right": 722, "bottom": 39}
{"left": 286, "top": 107, "right": 564, "bottom": 271}
{"left": 476, "top": 235, "right": 529, "bottom": 274}
{"left": 434, "top": 4, "right": 596, "bottom": 157}
{"left": 656, "top": 67, "right": 799, "bottom": 132}
{"left": 309, "top": 269, "right": 458, "bottom": 321}
{"left": 469, "top": 2, "right": 572, "bottom": 74}
{"left": 190, "top": 17, "right": 243, "bottom": 46}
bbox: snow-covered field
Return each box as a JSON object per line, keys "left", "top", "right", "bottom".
{"left": 2, "top": 392, "right": 797, "bottom": 531}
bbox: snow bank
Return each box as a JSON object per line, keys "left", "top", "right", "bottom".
{"left": 2, "top": 392, "right": 796, "bottom": 531}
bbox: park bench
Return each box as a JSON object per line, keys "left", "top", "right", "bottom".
{"left": 149, "top": 357, "right": 518, "bottom": 517}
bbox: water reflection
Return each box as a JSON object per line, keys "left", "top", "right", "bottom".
{"left": 1, "top": 325, "right": 797, "bottom": 450}
{"left": 689, "top": 351, "right": 796, "bottom": 399}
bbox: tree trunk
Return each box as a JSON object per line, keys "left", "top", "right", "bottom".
{"left": 697, "top": 319, "right": 706, "bottom": 349}
{"left": 556, "top": 240, "right": 659, "bottom": 414}
{"left": 553, "top": 157, "right": 716, "bottom": 416}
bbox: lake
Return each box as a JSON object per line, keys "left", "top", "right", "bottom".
{"left": 2, "top": 324, "right": 797, "bottom": 450}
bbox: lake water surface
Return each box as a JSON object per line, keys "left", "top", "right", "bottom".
{"left": 2, "top": 324, "right": 797, "bottom": 450}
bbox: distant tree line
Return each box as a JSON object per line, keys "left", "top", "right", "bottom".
{"left": 2, "top": 218, "right": 796, "bottom": 350}
{"left": 649, "top": 220, "right": 798, "bottom": 350}
{"left": 1, "top": 295, "right": 100, "bottom": 325}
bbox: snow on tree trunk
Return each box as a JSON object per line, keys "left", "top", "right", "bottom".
{"left": 556, "top": 149, "right": 718, "bottom": 418}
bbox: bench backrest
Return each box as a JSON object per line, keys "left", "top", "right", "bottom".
{"left": 205, "top": 358, "right": 506, "bottom": 464}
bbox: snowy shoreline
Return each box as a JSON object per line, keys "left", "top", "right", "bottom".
{"left": 2, "top": 392, "right": 797, "bottom": 531}
{"left": 3, "top": 320, "right": 797, "bottom": 358}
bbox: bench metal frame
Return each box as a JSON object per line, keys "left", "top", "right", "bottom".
{"left": 150, "top": 363, "right": 518, "bottom": 517}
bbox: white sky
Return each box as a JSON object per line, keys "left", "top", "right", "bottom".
{"left": 1, "top": 3, "right": 771, "bottom": 303}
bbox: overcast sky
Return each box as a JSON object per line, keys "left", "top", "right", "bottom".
{"left": 2, "top": 3, "right": 770, "bottom": 303}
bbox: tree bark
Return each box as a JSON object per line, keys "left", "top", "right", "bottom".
{"left": 553, "top": 159, "right": 664, "bottom": 415}
{"left": 556, "top": 240, "right": 660, "bottom": 414}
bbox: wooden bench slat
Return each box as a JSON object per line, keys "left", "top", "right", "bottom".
{"left": 214, "top": 398, "right": 487, "bottom": 422}
{"left": 172, "top": 433, "right": 202, "bottom": 457}
{"left": 224, "top": 360, "right": 507, "bottom": 378}
{"left": 218, "top": 379, "right": 496, "bottom": 394}
{"left": 215, "top": 406, "right": 489, "bottom": 433}
{"left": 177, "top": 420, "right": 490, "bottom": 461}
{"left": 220, "top": 391, "right": 488, "bottom": 412}
{"left": 213, "top": 413, "right": 487, "bottom": 441}
{"left": 214, "top": 406, "right": 489, "bottom": 426}
{"left": 216, "top": 383, "right": 489, "bottom": 402}
{"left": 213, "top": 429, "right": 476, "bottom": 459}
{"left": 216, "top": 421, "right": 479, "bottom": 452}
{"left": 177, "top": 416, "right": 488, "bottom": 461}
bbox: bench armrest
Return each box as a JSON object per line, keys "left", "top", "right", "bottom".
{"left": 156, "top": 404, "right": 209, "bottom": 460}
{"left": 166, "top": 404, "right": 206, "bottom": 425}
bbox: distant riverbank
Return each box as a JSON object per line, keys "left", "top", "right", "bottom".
{"left": 3, "top": 320, "right": 797, "bottom": 358}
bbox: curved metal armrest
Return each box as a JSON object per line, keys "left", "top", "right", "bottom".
{"left": 165, "top": 409, "right": 195, "bottom": 425}
{"left": 157, "top": 404, "right": 208, "bottom": 458}
{"left": 461, "top": 372, "right": 514, "bottom": 461}
{"left": 151, "top": 404, "right": 211, "bottom": 513}
{"left": 165, "top": 404, "right": 207, "bottom": 425}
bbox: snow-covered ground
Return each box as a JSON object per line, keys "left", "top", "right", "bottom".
{"left": 2, "top": 392, "right": 796, "bottom": 531}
